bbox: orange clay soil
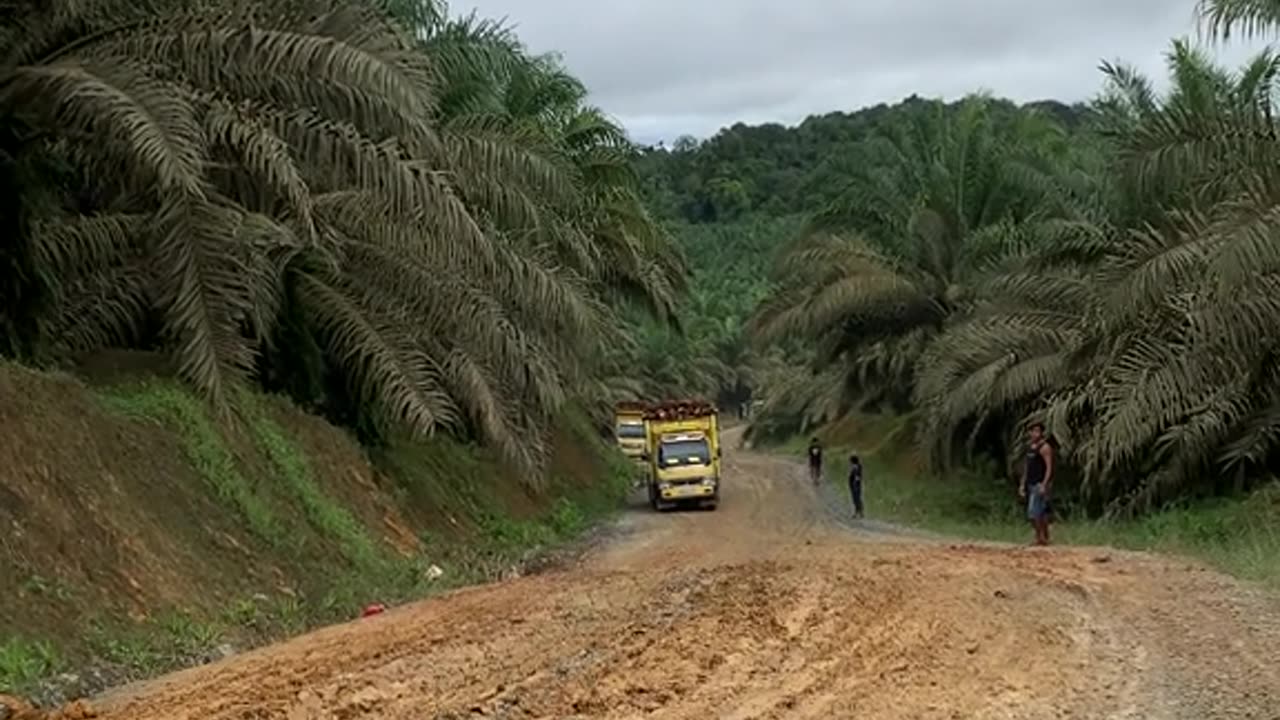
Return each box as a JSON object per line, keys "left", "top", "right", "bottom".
{"left": 36, "top": 433, "right": 1280, "bottom": 720}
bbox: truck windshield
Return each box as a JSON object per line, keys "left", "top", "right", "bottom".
{"left": 616, "top": 423, "right": 645, "bottom": 439}
{"left": 659, "top": 439, "right": 711, "bottom": 466}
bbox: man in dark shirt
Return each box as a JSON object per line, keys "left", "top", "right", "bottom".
{"left": 848, "top": 454, "right": 864, "bottom": 518}
{"left": 1020, "top": 421, "right": 1055, "bottom": 546}
{"left": 807, "top": 437, "right": 823, "bottom": 485}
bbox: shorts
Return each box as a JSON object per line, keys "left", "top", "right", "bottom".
{"left": 1027, "top": 485, "right": 1049, "bottom": 520}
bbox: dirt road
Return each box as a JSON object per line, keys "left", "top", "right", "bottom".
{"left": 54, "top": 437, "right": 1280, "bottom": 719}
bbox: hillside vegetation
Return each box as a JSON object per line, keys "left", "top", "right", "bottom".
{"left": 0, "top": 358, "right": 628, "bottom": 699}
{"left": 0, "top": 0, "right": 654, "bottom": 700}
{"left": 641, "top": 0, "right": 1280, "bottom": 522}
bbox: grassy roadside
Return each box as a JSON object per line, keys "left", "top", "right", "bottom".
{"left": 2, "top": 473, "right": 625, "bottom": 704}
{"left": 0, "top": 379, "right": 630, "bottom": 702}
{"left": 775, "top": 415, "right": 1280, "bottom": 586}
{"left": 1, "top": 494, "right": 618, "bottom": 704}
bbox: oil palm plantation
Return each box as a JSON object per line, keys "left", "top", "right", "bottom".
{"left": 750, "top": 98, "right": 1075, "bottom": 417}
{"left": 1061, "top": 40, "right": 1280, "bottom": 511}
{"left": 915, "top": 38, "right": 1280, "bottom": 512}
{"left": 0, "top": 0, "right": 682, "bottom": 479}
{"left": 423, "top": 15, "right": 684, "bottom": 321}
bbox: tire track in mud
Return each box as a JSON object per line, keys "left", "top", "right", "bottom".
{"left": 49, "top": 432, "right": 1280, "bottom": 720}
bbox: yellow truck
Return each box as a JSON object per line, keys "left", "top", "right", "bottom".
{"left": 613, "top": 402, "right": 650, "bottom": 484}
{"left": 643, "top": 400, "right": 721, "bottom": 511}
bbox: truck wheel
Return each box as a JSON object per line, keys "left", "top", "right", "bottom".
{"left": 650, "top": 486, "right": 670, "bottom": 512}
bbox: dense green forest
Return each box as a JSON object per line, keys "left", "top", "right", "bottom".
{"left": 637, "top": 98, "right": 1089, "bottom": 225}
{"left": 640, "top": 1, "right": 1280, "bottom": 516}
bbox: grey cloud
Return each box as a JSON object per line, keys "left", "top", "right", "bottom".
{"left": 452, "top": 0, "right": 1270, "bottom": 142}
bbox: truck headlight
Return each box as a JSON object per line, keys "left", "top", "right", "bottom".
{"left": 658, "top": 482, "right": 671, "bottom": 490}
{"left": 701, "top": 477, "right": 716, "bottom": 486}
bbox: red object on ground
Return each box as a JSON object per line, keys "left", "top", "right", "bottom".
{"left": 360, "top": 603, "right": 386, "bottom": 618}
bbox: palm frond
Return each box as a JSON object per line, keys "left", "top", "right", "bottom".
{"left": 294, "top": 269, "right": 455, "bottom": 435}
{"left": 2, "top": 59, "right": 205, "bottom": 195}
{"left": 1198, "top": 0, "right": 1280, "bottom": 39}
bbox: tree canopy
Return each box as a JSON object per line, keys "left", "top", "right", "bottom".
{"left": 734, "top": 7, "right": 1280, "bottom": 514}
{"left": 636, "top": 97, "right": 1090, "bottom": 224}
{"left": 0, "top": 0, "right": 682, "bottom": 481}
{"left": 630, "top": 0, "right": 1280, "bottom": 515}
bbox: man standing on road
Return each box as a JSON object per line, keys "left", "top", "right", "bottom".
{"left": 807, "top": 437, "right": 823, "bottom": 485}
{"left": 1020, "top": 421, "right": 1055, "bottom": 546}
{"left": 848, "top": 454, "right": 864, "bottom": 518}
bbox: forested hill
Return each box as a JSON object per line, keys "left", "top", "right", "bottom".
{"left": 635, "top": 96, "right": 1091, "bottom": 224}
{"left": 622, "top": 93, "right": 1092, "bottom": 414}
{"left": 636, "top": 29, "right": 1280, "bottom": 517}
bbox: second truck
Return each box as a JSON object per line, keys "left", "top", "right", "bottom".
{"left": 613, "top": 401, "right": 650, "bottom": 487}
{"left": 643, "top": 400, "right": 722, "bottom": 511}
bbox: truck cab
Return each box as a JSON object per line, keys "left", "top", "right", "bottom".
{"left": 613, "top": 402, "right": 650, "bottom": 485}
{"left": 614, "top": 416, "right": 647, "bottom": 460}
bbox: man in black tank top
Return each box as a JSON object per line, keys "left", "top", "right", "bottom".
{"left": 1020, "top": 421, "right": 1055, "bottom": 546}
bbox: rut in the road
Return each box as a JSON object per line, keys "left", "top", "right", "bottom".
{"left": 41, "top": 443, "right": 1280, "bottom": 720}
{"left": 438, "top": 553, "right": 1098, "bottom": 719}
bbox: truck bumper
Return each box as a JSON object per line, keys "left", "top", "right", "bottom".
{"left": 658, "top": 483, "right": 718, "bottom": 501}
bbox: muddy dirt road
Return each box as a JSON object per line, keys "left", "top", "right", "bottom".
{"left": 60, "top": 437, "right": 1280, "bottom": 719}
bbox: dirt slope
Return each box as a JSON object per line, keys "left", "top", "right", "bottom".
{"left": 1, "top": 359, "right": 619, "bottom": 671}
{"left": 51, "top": 432, "right": 1280, "bottom": 720}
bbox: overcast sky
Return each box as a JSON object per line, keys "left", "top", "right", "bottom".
{"left": 450, "top": 1, "right": 1272, "bottom": 144}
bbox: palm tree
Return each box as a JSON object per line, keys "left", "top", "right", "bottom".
{"left": 750, "top": 97, "right": 1073, "bottom": 415}
{"left": 740, "top": 344, "right": 870, "bottom": 447}
{"left": 415, "top": 13, "right": 687, "bottom": 426}
{"left": 423, "top": 17, "right": 685, "bottom": 319}
{"left": 0, "top": 0, "right": 683, "bottom": 480}
{"left": 1199, "top": 0, "right": 1280, "bottom": 37}
{"left": 911, "top": 246, "right": 1099, "bottom": 472}
{"left": 1067, "top": 46, "right": 1280, "bottom": 510}
{"left": 916, "top": 40, "right": 1280, "bottom": 512}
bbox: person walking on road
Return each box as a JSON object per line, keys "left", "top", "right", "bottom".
{"left": 807, "top": 437, "right": 823, "bottom": 485}
{"left": 1020, "top": 421, "right": 1055, "bottom": 546}
{"left": 847, "top": 454, "right": 865, "bottom": 518}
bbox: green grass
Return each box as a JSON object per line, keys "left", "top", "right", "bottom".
{"left": 21, "top": 387, "right": 630, "bottom": 699}
{"left": 97, "top": 382, "right": 285, "bottom": 546}
{"left": 20, "top": 574, "right": 76, "bottom": 603}
{"left": 785, "top": 414, "right": 1280, "bottom": 587}
{"left": 865, "top": 457, "right": 1280, "bottom": 584}
{"left": 474, "top": 497, "right": 593, "bottom": 551}
{"left": 841, "top": 455, "right": 1029, "bottom": 542}
{"left": 386, "top": 415, "right": 628, "bottom": 583}
{"left": 58, "top": 455, "right": 627, "bottom": 688}
{"left": 31, "top": 449, "right": 628, "bottom": 697}
{"left": 241, "top": 393, "right": 386, "bottom": 572}
{"left": 0, "top": 638, "right": 62, "bottom": 694}
{"left": 548, "top": 497, "right": 590, "bottom": 536}
{"left": 81, "top": 611, "right": 225, "bottom": 682}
